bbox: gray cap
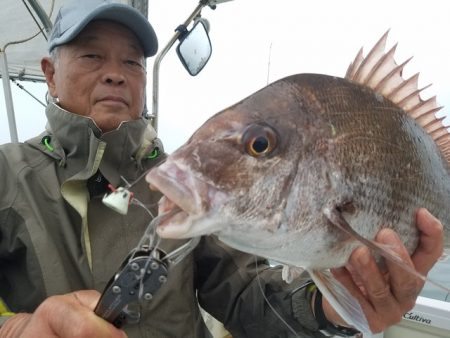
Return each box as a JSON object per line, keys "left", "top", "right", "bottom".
{"left": 48, "top": 0, "right": 158, "bottom": 57}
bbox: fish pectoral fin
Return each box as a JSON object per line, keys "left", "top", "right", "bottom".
{"left": 323, "top": 206, "right": 450, "bottom": 293}
{"left": 309, "top": 269, "right": 370, "bottom": 336}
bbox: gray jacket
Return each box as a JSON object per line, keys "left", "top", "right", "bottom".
{"left": 0, "top": 103, "right": 324, "bottom": 338}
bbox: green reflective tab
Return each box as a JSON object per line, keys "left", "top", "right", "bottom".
{"left": 147, "top": 147, "right": 159, "bottom": 159}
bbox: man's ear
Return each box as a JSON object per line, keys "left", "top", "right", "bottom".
{"left": 41, "top": 57, "right": 57, "bottom": 98}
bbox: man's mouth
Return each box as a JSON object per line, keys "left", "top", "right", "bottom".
{"left": 98, "top": 95, "right": 128, "bottom": 106}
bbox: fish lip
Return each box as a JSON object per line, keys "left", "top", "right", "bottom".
{"left": 146, "top": 160, "right": 231, "bottom": 238}
{"left": 146, "top": 166, "right": 201, "bottom": 216}
{"left": 156, "top": 196, "right": 190, "bottom": 228}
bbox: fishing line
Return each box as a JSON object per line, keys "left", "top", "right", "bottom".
{"left": 139, "top": 234, "right": 162, "bottom": 299}
{"left": 130, "top": 199, "right": 165, "bottom": 299}
{"left": 130, "top": 200, "right": 188, "bottom": 298}
{"left": 115, "top": 173, "right": 193, "bottom": 288}
{"left": 126, "top": 190, "right": 164, "bottom": 298}
{"left": 121, "top": 166, "right": 153, "bottom": 190}
{"left": 132, "top": 198, "right": 156, "bottom": 230}
{"left": 254, "top": 257, "right": 300, "bottom": 337}
{"left": 105, "top": 176, "right": 198, "bottom": 302}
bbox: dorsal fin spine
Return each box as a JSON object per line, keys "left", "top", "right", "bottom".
{"left": 416, "top": 111, "right": 444, "bottom": 126}
{"left": 353, "top": 31, "right": 389, "bottom": 83}
{"left": 431, "top": 128, "right": 449, "bottom": 141}
{"left": 374, "top": 57, "right": 412, "bottom": 94}
{"left": 423, "top": 116, "right": 446, "bottom": 131}
{"left": 345, "top": 48, "right": 364, "bottom": 79}
{"left": 390, "top": 74, "right": 421, "bottom": 106}
{"left": 365, "top": 44, "right": 398, "bottom": 86}
{"left": 345, "top": 31, "right": 450, "bottom": 167}
{"left": 409, "top": 97, "right": 439, "bottom": 119}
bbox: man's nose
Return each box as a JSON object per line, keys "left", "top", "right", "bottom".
{"left": 101, "top": 62, "right": 126, "bottom": 85}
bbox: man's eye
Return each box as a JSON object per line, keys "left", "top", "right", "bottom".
{"left": 82, "top": 54, "right": 100, "bottom": 59}
{"left": 125, "top": 60, "right": 142, "bottom": 67}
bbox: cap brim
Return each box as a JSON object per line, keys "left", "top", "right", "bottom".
{"left": 49, "top": 3, "right": 158, "bottom": 57}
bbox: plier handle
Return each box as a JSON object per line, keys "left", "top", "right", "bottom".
{"left": 94, "top": 237, "right": 200, "bottom": 328}
{"left": 94, "top": 246, "right": 168, "bottom": 327}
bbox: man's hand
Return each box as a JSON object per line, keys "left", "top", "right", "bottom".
{"left": 0, "top": 290, "right": 127, "bottom": 338}
{"left": 322, "top": 208, "right": 444, "bottom": 333}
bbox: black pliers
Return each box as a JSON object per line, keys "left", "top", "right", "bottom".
{"left": 94, "top": 237, "right": 200, "bottom": 328}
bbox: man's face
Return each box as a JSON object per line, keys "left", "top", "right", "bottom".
{"left": 42, "top": 20, "right": 147, "bottom": 132}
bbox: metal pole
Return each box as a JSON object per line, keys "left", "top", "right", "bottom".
{"left": 151, "top": 2, "right": 205, "bottom": 131}
{"left": 26, "top": 0, "right": 53, "bottom": 37}
{"left": 0, "top": 50, "right": 19, "bottom": 143}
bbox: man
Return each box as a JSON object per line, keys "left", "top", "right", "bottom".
{"left": 0, "top": 1, "right": 444, "bottom": 337}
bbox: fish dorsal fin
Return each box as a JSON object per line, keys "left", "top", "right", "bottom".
{"left": 345, "top": 30, "right": 450, "bottom": 167}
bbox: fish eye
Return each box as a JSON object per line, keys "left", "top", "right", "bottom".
{"left": 242, "top": 124, "right": 278, "bottom": 157}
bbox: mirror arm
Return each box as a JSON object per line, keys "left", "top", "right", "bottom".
{"left": 206, "top": 0, "right": 235, "bottom": 9}
{"left": 175, "top": 25, "right": 189, "bottom": 41}
{"left": 150, "top": 2, "right": 206, "bottom": 131}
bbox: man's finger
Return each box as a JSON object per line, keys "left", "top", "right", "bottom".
{"left": 412, "top": 208, "right": 444, "bottom": 275}
{"left": 376, "top": 229, "right": 421, "bottom": 311}
{"left": 348, "top": 246, "right": 403, "bottom": 332}
{"left": 72, "top": 290, "right": 102, "bottom": 311}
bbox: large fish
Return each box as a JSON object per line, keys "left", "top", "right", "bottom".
{"left": 146, "top": 32, "right": 450, "bottom": 335}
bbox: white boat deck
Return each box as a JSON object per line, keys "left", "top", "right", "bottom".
{"left": 382, "top": 296, "right": 450, "bottom": 338}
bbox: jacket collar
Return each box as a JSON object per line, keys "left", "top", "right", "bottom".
{"left": 27, "top": 103, "right": 160, "bottom": 187}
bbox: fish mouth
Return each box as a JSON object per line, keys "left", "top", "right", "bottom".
{"left": 146, "top": 161, "right": 228, "bottom": 238}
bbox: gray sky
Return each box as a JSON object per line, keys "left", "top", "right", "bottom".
{"left": 1, "top": 0, "right": 449, "bottom": 153}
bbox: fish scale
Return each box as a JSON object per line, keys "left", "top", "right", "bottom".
{"left": 321, "top": 81, "right": 449, "bottom": 198}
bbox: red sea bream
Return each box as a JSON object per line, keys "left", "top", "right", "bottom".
{"left": 146, "top": 32, "right": 450, "bottom": 335}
